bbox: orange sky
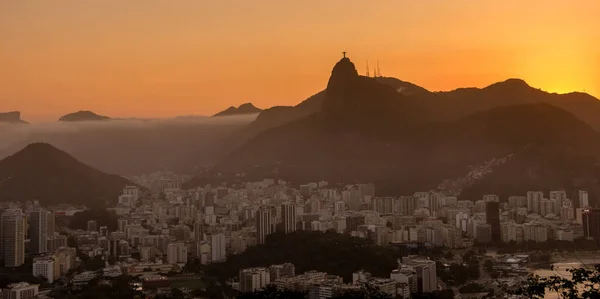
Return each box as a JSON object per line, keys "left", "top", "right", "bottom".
{"left": 1, "top": 1, "right": 599, "bottom": 121}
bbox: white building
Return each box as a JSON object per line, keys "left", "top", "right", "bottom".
{"left": 33, "top": 258, "right": 55, "bottom": 283}
{"left": 2, "top": 282, "right": 39, "bottom": 299}
{"left": 239, "top": 267, "right": 270, "bottom": 293}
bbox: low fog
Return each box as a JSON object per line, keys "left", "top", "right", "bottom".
{"left": 0, "top": 114, "right": 258, "bottom": 175}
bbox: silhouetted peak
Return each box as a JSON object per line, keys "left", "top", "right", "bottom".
{"left": 0, "top": 111, "right": 28, "bottom": 124}
{"left": 485, "top": 78, "right": 532, "bottom": 91}
{"left": 327, "top": 57, "right": 359, "bottom": 90}
{"left": 59, "top": 110, "right": 110, "bottom": 122}
{"left": 213, "top": 103, "right": 262, "bottom": 117}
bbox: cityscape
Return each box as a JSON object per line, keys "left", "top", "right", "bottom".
{"left": 2, "top": 172, "right": 600, "bottom": 298}
{"left": 1, "top": 1, "right": 600, "bottom": 299}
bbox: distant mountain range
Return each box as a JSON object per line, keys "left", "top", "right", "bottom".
{"left": 213, "top": 103, "right": 262, "bottom": 117}
{"left": 0, "top": 143, "right": 132, "bottom": 205}
{"left": 0, "top": 111, "right": 28, "bottom": 124}
{"left": 59, "top": 110, "right": 111, "bottom": 122}
{"left": 186, "top": 56, "right": 600, "bottom": 202}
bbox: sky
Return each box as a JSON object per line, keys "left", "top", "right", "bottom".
{"left": 1, "top": 1, "right": 599, "bottom": 121}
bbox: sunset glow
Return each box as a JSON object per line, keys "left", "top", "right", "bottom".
{"left": 1, "top": 1, "right": 598, "bottom": 121}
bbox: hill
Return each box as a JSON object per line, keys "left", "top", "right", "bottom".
{"left": 59, "top": 110, "right": 110, "bottom": 122}
{"left": 0, "top": 112, "right": 28, "bottom": 124}
{"left": 213, "top": 103, "right": 262, "bottom": 117}
{"left": 204, "top": 231, "right": 401, "bottom": 282}
{"left": 0, "top": 143, "right": 132, "bottom": 205}
{"left": 189, "top": 56, "right": 600, "bottom": 200}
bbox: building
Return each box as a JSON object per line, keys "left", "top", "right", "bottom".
{"left": 401, "top": 256, "right": 437, "bottom": 293}
{"left": 579, "top": 190, "right": 590, "bottom": 208}
{"left": 209, "top": 233, "right": 227, "bottom": 263}
{"left": 33, "top": 258, "right": 55, "bottom": 283}
{"left": 29, "top": 209, "right": 48, "bottom": 255}
{"left": 345, "top": 215, "right": 366, "bottom": 233}
{"left": 256, "top": 207, "right": 273, "bottom": 244}
{"left": 167, "top": 242, "right": 188, "bottom": 264}
{"left": 46, "top": 210, "right": 55, "bottom": 237}
{"left": 239, "top": 267, "right": 270, "bottom": 293}
{"left": 2, "top": 282, "right": 39, "bottom": 299}
{"left": 269, "top": 263, "right": 295, "bottom": 281}
{"left": 281, "top": 203, "right": 297, "bottom": 233}
{"left": 583, "top": 208, "right": 600, "bottom": 240}
{"left": 485, "top": 202, "right": 501, "bottom": 242}
{"left": 2, "top": 209, "right": 25, "bottom": 267}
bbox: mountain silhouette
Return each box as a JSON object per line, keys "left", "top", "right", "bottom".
{"left": 0, "top": 143, "right": 132, "bottom": 205}
{"left": 188, "top": 56, "right": 600, "bottom": 200}
{"left": 213, "top": 103, "right": 262, "bottom": 117}
{"left": 0, "top": 111, "right": 28, "bottom": 124}
{"left": 59, "top": 111, "right": 110, "bottom": 122}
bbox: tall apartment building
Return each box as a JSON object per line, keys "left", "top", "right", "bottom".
{"left": 209, "top": 233, "right": 226, "bottom": 263}
{"left": 239, "top": 267, "right": 270, "bottom": 293}
{"left": 167, "top": 242, "right": 188, "bottom": 264}
{"left": 281, "top": 203, "right": 297, "bottom": 233}
{"left": 256, "top": 207, "right": 273, "bottom": 245}
{"left": 29, "top": 209, "right": 48, "bottom": 254}
{"left": 583, "top": 208, "right": 600, "bottom": 240}
{"left": 400, "top": 256, "right": 437, "bottom": 294}
{"left": 2, "top": 209, "right": 25, "bottom": 267}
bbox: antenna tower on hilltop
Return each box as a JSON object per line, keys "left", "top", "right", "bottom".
{"left": 376, "top": 60, "right": 382, "bottom": 77}
{"left": 366, "top": 61, "right": 370, "bottom": 77}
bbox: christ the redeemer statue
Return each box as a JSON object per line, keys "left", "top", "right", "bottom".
{"left": 343, "top": 51, "right": 347, "bottom": 58}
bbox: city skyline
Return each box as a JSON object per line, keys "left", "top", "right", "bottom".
{"left": 1, "top": 1, "right": 599, "bottom": 121}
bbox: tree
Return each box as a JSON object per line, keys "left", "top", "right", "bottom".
{"left": 510, "top": 265, "right": 600, "bottom": 299}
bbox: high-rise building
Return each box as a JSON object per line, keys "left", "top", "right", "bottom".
{"left": 29, "top": 209, "right": 48, "bottom": 255}
{"left": 256, "top": 207, "right": 272, "bottom": 244}
{"left": 346, "top": 215, "right": 366, "bottom": 233}
{"left": 485, "top": 202, "right": 500, "bottom": 242}
{"left": 167, "top": 242, "right": 188, "bottom": 264}
{"left": 281, "top": 203, "right": 297, "bottom": 233}
{"left": 583, "top": 208, "right": 600, "bottom": 240}
{"left": 2, "top": 209, "right": 25, "bottom": 267}
{"left": 239, "top": 267, "right": 270, "bottom": 293}
{"left": 118, "top": 218, "right": 128, "bottom": 232}
{"left": 209, "top": 233, "right": 226, "bottom": 263}
{"left": 527, "top": 191, "right": 544, "bottom": 213}
{"left": 401, "top": 256, "right": 437, "bottom": 294}
{"left": 46, "top": 211, "right": 55, "bottom": 237}
{"left": 579, "top": 190, "right": 590, "bottom": 208}
{"left": 193, "top": 222, "right": 204, "bottom": 243}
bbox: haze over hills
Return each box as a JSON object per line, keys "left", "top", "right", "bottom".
{"left": 59, "top": 110, "right": 111, "bottom": 122}
{"left": 213, "top": 103, "right": 262, "bottom": 117}
{"left": 0, "top": 115, "right": 256, "bottom": 175}
{"left": 187, "top": 56, "right": 600, "bottom": 200}
{"left": 0, "top": 143, "right": 132, "bottom": 206}
{"left": 0, "top": 111, "right": 28, "bottom": 124}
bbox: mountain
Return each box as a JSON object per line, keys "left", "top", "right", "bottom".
{"left": 0, "top": 112, "right": 28, "bottom": 124}
{"left": 213, "top": 103, "right": 262, "bottom": 117}
{"left": 59, "top": 111, "right": 110, "bottom": 122}
{"left": 188, "top": 56, "right": 600, "bottom": 201}
{"left": 0, "top": 143, "right": 133, "bottom": 205}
